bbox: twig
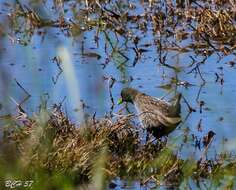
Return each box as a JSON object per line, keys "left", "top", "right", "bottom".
{"left": 181, "top": 111, "right": 192, "bottom": 124}
{"left": 108, "top": 76, "right": 116, "bottom": 114}
{"left": 14, "top": 78, "right": 31, "bottom": 97}
{"left": 14, "top": 79, "right": 31, "bottom": 109}
{"left": 188, "top": 24, "right": 219, "bottom": 55}
{"left": 199, "top": 135, "right": 215, "bottom": 163}
{"left": 160, "top": 90, "right": 174, "bottom": 100}
{"left": 58, "top": 96, "right": 66, "bottom": 108}
{"left": 196, "top": 83, "right": 205, "bottom": 103}
{"left": 9, "top": 96, "right": 26, "bottom": 115}
{"left": 187, "top": 57, "right": 207, "bottom": 84}
{"left": 164, "top": 159, "right": 179, "bottom": 178}
{"left": 52, "top": 56, "right": 63, "bottom": 84}
{"left": 182, "top": 95, "right": 196, "bottom": 113}
{"left": 158, "top": 35, "right": 179, "bottom": 71}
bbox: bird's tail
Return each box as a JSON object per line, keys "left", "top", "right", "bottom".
{"left": 171, "top": 93, "right": 182, "bottom": 116}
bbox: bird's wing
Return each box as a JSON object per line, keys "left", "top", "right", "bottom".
{"left": 156, "top": 112, "right": 181, "bottom": 126}
{"left": 135, "top": 94, "right": 181, "bottom": 127}
{"left": 150, "top": 96, "right": 181, "bottom": 117}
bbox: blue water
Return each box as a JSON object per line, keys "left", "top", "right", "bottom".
{"left": 1, "top": 30, "right": 236, "bottom": 147}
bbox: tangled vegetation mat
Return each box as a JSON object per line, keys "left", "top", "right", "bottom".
{"left": 0, "top": 105, "right": 235, "bottom": 189}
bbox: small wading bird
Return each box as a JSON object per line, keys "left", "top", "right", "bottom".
{"left": 118, "top": 88, "right": 182, "bottom": 139}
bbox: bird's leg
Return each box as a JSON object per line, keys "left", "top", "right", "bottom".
{"left": 182, "top": 95, "right": 196, "bottom": 113}
{"left": 146, "top": 132, "right": 150, "bottom": 143}
{"left": 152, "top": 138, "right": 159, "bottom": 145}
{"left": 154, "top": 137, "right": 167, "bottom": 149}
{"left": 163, "top": 136, "right": 168, "bottom": 145}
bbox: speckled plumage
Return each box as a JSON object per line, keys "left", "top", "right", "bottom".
{"left": 120, "top": 88, "right": 182, "bottom": 138}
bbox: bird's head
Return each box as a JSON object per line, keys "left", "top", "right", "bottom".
{"left": 118, "top": 88, "right": 139, "bottom": 105}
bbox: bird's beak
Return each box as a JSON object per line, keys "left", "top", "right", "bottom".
{"left": 117, "top": 98, "right": 123, "bottom": 105}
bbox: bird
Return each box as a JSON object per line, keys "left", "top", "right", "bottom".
{"left": 118, "top": 87, "right": 182, "bottom": 139}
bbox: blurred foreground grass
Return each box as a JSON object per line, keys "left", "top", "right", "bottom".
{"left": 0, "top": 105, "right": 236, "bottom": 189}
